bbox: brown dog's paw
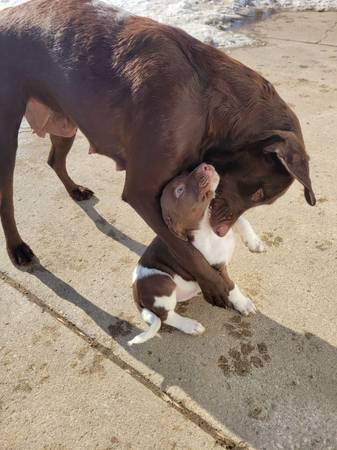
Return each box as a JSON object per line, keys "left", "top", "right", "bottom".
{"left": 201, "top": 286, "right": 231, "bottom": 309}
{"left": 70, "top": 185, "right": 94, "bottom": 201}
{"left": 8, "top": 242, "right": 35, "bottom": 267}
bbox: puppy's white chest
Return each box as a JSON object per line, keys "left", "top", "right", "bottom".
{"left": 193, "top": 221, "right": 235, "bottom": 266}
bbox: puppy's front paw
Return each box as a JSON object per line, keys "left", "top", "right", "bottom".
{"left": 237, "top": 296, "right": 257, "bottom": 316}
{"left": 245, "top": 235, "right": 266, "bottom": 253}
{"left": 229, "top": 286, "right": 257, "bottom": 316}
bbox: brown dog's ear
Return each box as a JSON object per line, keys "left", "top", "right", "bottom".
{"left": 164, "top": 215, "right": 188, "bottom": 241}
{"left": 258, "top": 130, "right": 316, "bottom": 206}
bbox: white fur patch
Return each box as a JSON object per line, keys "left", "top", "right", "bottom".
{"left": 173, "top": 274, "right": 200, "bottom": 302}
{"left": 192, "top": 210, "right": 236, "bottom": 266}
{"left": 132, "top": 265, "right": 169, "bottom": 283}
{"left": 210, "top": 171, "right": 220, "bottom": 193}
{"left": 153, "top": 291, "right": 176, "bottom": 311}
{"left": 165, "top": 311, "right": 205, "bottom": 335}
{"left": 228, "top": 285, "right": 256, "bottom": 316}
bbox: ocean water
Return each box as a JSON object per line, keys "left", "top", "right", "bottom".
{"left": 1, "top": 0, "right": 336, "bottom": 47}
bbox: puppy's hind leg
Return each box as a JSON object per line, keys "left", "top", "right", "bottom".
{"left": 129, "top": 268, "right": 204, "bottom": 345}
{"left": 165, "top": 311, "right": 205, "bottom": 335}
{"left": 153, "top": 279, "right": 205, "bottom": 335}
{"left": 128, "top": 270, "right": 177, "bottom": 345}
{"left": 48, "top": 134, "right": 94, "bottom": 201}
{"left": 0, "top": 92, "right": 35, "bottom": 266}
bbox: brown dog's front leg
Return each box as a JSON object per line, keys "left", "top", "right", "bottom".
{"left": 0, "top": 97, "right": 35, "bottom": 266}
{"left": 124, "top": 187, "right": 232, "bottom": 308}
{"left": 215, "top": 265, "right": 235, "bottom": 292}
{"left": 216, "top": 264, "right": 256, "bottom": 316}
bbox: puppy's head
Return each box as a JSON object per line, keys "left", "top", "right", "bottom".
{"left": 161, "top": 163, "right": 220, "bottom": 241}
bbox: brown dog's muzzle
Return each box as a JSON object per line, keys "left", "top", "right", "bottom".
{"left": 209, "top": 196, "right": 235, "bottom": 237}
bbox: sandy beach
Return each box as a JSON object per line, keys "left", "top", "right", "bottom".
{"left": 1, "top": 8, "right": 337, "bottom": 450}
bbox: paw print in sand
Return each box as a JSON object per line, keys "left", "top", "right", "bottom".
{"left": 218, "top": 341, "right": 271, "bottom": 377}
{"left": 223, "top": 315, "right": 253, "bottom": 339}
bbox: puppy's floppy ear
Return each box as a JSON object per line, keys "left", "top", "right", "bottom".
{"left": 163, "top": 215, "right": 188, "bottom": 241}
{"left": 254, "top": 130, "right": 316, "bottom": 206}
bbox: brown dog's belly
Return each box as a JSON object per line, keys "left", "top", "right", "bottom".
{"left": 89, "top": 145, "right": 126, "bottom": 171}
{"left": 25, "top": 97, "right": 127, "bottom": 171}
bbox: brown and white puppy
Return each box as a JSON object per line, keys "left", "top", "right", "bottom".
{"left": 129, "top": 163, "right": 263, "bottom": 345}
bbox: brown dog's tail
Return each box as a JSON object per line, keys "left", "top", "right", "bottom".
{"left": 128, "top": 309, "right": 161, "bottom": 346}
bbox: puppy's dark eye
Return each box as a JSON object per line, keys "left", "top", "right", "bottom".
{"left": 174, "top": 184, "right": 185, "bottom": 198}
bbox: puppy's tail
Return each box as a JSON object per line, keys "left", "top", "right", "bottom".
{"left": 128, "top": 309, "right": 161, "bottom": 346}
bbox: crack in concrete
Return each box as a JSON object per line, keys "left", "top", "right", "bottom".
{"left": 0, "top": 271, "right": 247, "bottom": 450}
{"left": 317, "top": 20, "right": 337, "bottom": 45}
{"left": 262, "top": 35, "right": 337, "bottom": 48}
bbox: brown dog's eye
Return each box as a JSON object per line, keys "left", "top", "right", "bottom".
{"left": 251, "top": 188, "right": 264, "bottom": 202}
{"left": 175, "top": 184, "right": 185, "bottom": 198}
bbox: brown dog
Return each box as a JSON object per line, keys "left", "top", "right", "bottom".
{"left": 129, "top": 163, "right": 262, "bottom": 345}
{"left": 0, "top": 0, "right": 315, "bottom": 308}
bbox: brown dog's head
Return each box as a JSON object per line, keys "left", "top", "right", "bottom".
{"left": 206, "top": 130, "right": 316, "bottom": 237}
{"left": 161, "top": 163, "right": 220, "bottom": 241}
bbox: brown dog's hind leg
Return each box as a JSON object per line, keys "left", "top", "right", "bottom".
{"left": 48, "top": 134, "right": 94, "bottom": 201}
{"left": 0, "top": 101, "right": 35, "bottom": 266}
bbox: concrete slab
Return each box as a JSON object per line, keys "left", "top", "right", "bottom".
{"left": 0, "top": 284, "right": 222, "bottom": 450}
{"left": 248, "top": 11, "right": 337, "bottom": 45}
{"left": 321, "top": 20, "right": 337, "bottom": 45}
{"left": 1, "top": 10, "right": 337, "bottom": 450}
